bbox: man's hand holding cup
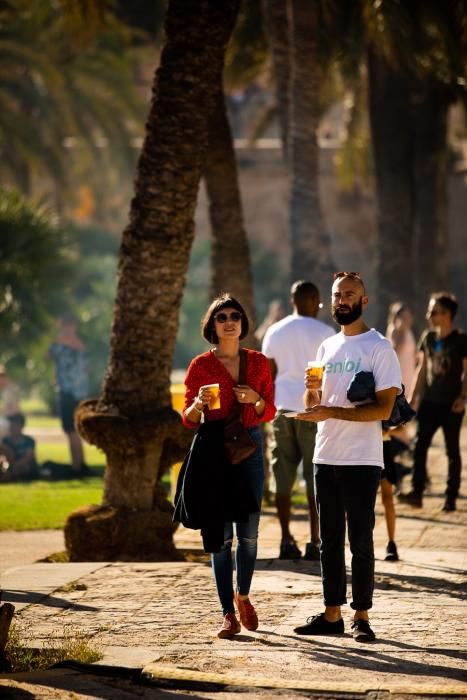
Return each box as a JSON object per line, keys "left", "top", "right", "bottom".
{"left": 305, "top": 361, "right": 324, "bottom": 392}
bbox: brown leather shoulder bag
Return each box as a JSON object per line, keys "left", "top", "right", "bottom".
{"left": 223, "top": 349, "right": 257, "bottom": 465}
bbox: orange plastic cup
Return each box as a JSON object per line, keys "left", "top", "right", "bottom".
{"left": 306, "top": 361, "right": 324, "bottom": 381}
{"left": 205, "top": 383, "right": 221, "bottom": 410}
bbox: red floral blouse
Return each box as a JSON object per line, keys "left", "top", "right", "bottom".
{"left": 182, "top": 348, "right": 276, "bottom": 429}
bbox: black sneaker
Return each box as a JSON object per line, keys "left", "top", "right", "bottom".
{"left": 303, "top": 542, "right": 320, "bottom": 561}
{"left": 442, "top": 498, "right": 456, "bottom": 512}
{"left": 398, "top": 491, "right": 422, "bottom": 508}
{"left": 384, "top": 540, "right": 399, "bottom": 561}
{"left": 294, "top": 613, "right": 344, "bottom": 636}
{"left": 279, "top": 540, "right": 302, "bottom": 560}
{"left": 351, "top": 618, "right": 375, "bottom": 642}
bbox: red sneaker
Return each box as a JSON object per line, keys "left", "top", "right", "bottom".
{"left": 234, "top": 592, "right": 258, "bottom": 631}
{"left": 217, "top": 612, "right": 241, "bottom": 639}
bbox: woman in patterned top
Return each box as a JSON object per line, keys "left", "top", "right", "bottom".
{"left": 183, "top": 293, "right": 275, "bottom": 639}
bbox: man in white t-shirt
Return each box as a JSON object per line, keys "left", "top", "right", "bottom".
{"left": 262, "top": 281, "right": 334, "bottom": 560}
{"left": 293, "top": 272, "right": 401, "bottom": 643}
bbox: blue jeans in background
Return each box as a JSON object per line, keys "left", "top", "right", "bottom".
{"left": 315, "top": 463, "right": 381, "bottom": 611}
{"left": 211, "top": 427, "right": 264, "bottom": 614}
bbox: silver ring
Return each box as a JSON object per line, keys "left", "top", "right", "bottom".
{"left": 241, "top": 392, "right": 246, "bottom": 399}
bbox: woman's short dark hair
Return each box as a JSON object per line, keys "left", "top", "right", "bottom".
{"left": 201, "top": 293, "right": 249, "bottom": 344}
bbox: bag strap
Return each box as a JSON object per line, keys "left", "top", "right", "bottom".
{"left": 226, "top": 348, "right": 247, "bottom": 423}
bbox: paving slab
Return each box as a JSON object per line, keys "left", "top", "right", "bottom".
{"left": 0, "top": 424, "right": 465, "bottom": 698}
{"left": 0, "top": 563, "right": 109, "bottom": 611}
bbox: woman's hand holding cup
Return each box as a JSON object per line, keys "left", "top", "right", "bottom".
{"left": 197, "top": 384, "right": 220, "bottom": 410}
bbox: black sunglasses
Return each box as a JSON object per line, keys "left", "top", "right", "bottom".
{"left": 333, "top": 271, "right": 362, "bottom": 280}
{"left": 213, "top": 311, "right": 242, "bottom": 323}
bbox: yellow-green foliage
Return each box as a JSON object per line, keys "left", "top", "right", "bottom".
{"left": 5, "top": 622, "right": 102, "bottom": 672}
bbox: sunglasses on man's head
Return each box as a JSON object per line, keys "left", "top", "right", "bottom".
{"left": 333, "top": 271, "right": 362, "bottom": 280}
{"left": 213, "top": 311, "right": 242, "bottom": 323}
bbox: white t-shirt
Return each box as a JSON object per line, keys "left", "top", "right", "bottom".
{"left": 262, "top": 314, "right": 335, "bottom": 411}
{"left": 313, "top": 329, "right": 402, "bottom": 468}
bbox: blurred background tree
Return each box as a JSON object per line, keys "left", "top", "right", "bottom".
{"left": 0, "top": 0, "right": 144, "bottom": 206}
{"left": 1, "top": 0, "right": 466, "bottom": 404}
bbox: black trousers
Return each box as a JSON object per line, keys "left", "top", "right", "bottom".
{"left": 315, "top": 464, "right": 381, "bottom": 611}
{"left": 412, "top": 400, "right": 464, "bottom": 500}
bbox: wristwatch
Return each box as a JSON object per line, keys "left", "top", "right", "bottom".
{"left": 254, "top": 397, "right": 262, "bottom": 408}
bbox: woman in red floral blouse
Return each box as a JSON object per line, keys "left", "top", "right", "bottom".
{"left": 183, "top": 293, "right": 275, "bottom": 639}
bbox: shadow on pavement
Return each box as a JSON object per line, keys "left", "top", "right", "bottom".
{"left": 0, "top": 590, "right": 98, "bottom": 611}
{"left": 259, "top": 630, "right": 466, "bottom": 682}
{"left": 0, "top": 668, "right": 220, "bottom": 700}
{"left": 397, "top": 512, "right": 467, "bottom": 527}
{"left": 373, "top": 570, "right": 466, "bottom": 600}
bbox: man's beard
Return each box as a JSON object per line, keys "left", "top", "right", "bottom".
{"left": 332, "top": 298, "right": 363, "bottom": 325}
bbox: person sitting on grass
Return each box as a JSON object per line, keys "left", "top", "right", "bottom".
{"left": 1, "top": 413, "right": 38, "bottom": 481}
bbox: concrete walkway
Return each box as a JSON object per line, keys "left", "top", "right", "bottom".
{"left": 0, "top": 425, "right": 466, "bottom": 698}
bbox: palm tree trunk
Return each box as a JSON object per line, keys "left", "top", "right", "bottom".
{"left": 205, "top": 86, "right": 257, "bottom": 346}
{"left": 368, "top": 48, "right": 451, "bottom": 331}
{"left": 367, "top": 48, "right": 416, "bottom": 330}
{"left": 262, "top": 0, "right": 290, "bottom": 162}
{"left": 66, "top": 0, "right": 238, "bottom": 562}
{"left": 288, "top": 0, "right": 334, "bottom": 291}
{"left": 412, "top": 84, "right": 451, "bottom": 322}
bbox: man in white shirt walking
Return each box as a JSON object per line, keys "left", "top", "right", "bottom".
{"left": 293, "top": 272, "right": 401, "bottom": 642}
{"left": 262, "top": 281, "right": 334, "bottom": 560}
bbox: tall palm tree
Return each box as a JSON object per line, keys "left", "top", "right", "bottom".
{"left": 66, "top": 0, "right": 239, "bottom": 561}
{"left": 261, "top": 0, "right": 290, "bottom": 162}
{"left": 288, "top": 0, "right": 334, "bottom": 290}
{"left": 366, "top": 47, "right": 416, "bottom": 325}
{"left": 204, "top": 0, "right": 270, "bottom": 345}
{"left": 364, "top": 0, "right": 465, "bottom": 327}
{"left": 205, "top": 84, "right": 257, "bottom": 346}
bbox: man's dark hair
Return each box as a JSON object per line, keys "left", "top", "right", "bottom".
{"left": 201, "top": 293, "right": 249, "bottom": 344}
{"left": 7, "top": 412, "right": 25, "bottom": 428}
{"left": 430, "top": 292, "right": 458, "bottom": 319}
{"left": 291, "top": 280, "right": 319, "bottom": 305}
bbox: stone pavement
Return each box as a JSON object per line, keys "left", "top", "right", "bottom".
{"left": 0, "top": 426, "right": 466, "bottom": 698}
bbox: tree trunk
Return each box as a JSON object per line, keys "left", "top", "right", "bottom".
{"left": 205, "top": 86, "right": 257, "bottom": 346}
{"left": 288, "top": 0, "right": 334, "bottom": 291}
{"left": 67, "top": 0, "right": 238, "bottom": 562}
{"left": 262, "top": 0, "right": 290, "bottom": 162}
{"left": 412, "top": 84, "right": 450, "bottom": 323}
{"left": 367, "top": 47, "right": 416, "bottom": 331}
{"left": 368, "top": 48, "right": 451, "bottom": 332}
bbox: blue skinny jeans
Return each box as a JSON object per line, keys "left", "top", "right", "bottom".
{"left": 211, "top": 427, "right": 264, "bottom": 615}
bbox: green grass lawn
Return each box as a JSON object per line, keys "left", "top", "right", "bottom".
{"left": 35, "top": 441, "right": 106, "bottom": 467}
{"left": 0, "top": 437, "right": 176, "bottom": 530}
{"left": 1, "top": 434, "right": 107, "bottom": 530}
{"left": 0, "top": 398, "right": 176, "bottom": 531}
{"left": 0, "top": 477, "right": 104, "bottom": 530}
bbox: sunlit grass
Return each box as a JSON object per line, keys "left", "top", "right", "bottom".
{"left": 0, "top": 396, "right": 176, "bottom": 530}
{"left": 35, "top": 441, "right": 106, "bottom": 467}
{"left": 6, "top": 622, "right": 102, "bottom": 672}
{"left": 0, "top": 477, "right": 104, "bottom": 530}
{"left": 25, "top": 414, "right": 61, "bottom": 429}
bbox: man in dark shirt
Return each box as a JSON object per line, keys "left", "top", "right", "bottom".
{"left": 399, "top": 292, "right": 467, "bottom": 511}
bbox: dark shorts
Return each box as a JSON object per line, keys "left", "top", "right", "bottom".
{"left": 381, "top": 439, "right": 398, "bottom": 486}
{"left": 58, "top": 392, "right": 78, "bottom": 433}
